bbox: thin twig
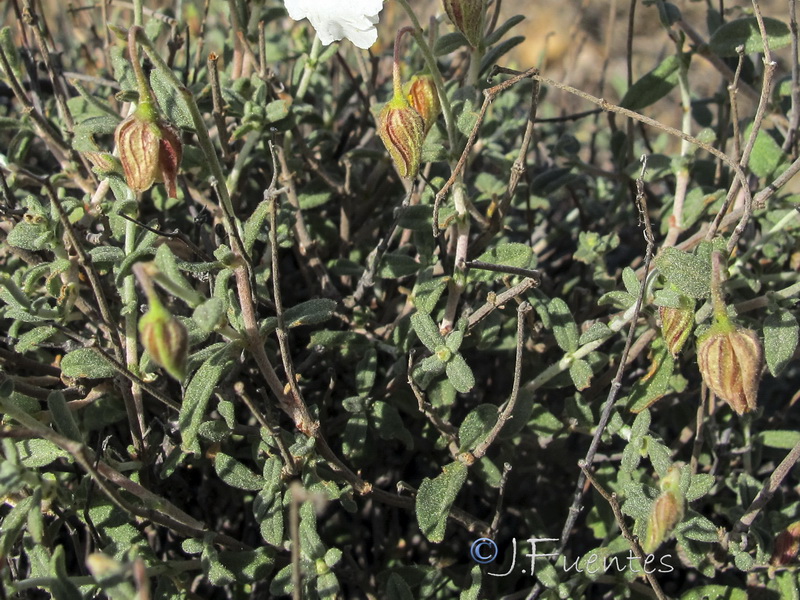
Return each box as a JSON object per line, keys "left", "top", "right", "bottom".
{"left": 208, "top": 52, "right": 232, "bottom": 161}
{"left": 467, "top": 277, "right": 539, "bottom": 329}
{"left": 785, "top": 0, "right": 800, "bottom": 153}
{"left": 465, "top": 260, "right": 541, "bottom": 282}
{"left": 351, "top": 186, "right": 415, "bottom": 304}
{"left": 266, "top": 174, "right": 304, "bottom": 406}
{"left": 275, "top": 144, "right": 340, "bottom": 299}
{"left": 525, "top": 71, "right": 754, "bottom": 211}
{"left": 407, "top": 352, "right": 460, "bottom": 456}
{"left": 432, "top": 67, "right": 539, "bottom": 237}
{"left": 490, "top": 462, "right": 512, "bottom": 536}
{"left": 580, "top": 463, "right": 669, "bottom": 600}
{"left": 472, "top": 75, "right": 540, "bottom": 255}
{"left": 527, "top": 157, "right": 655, "bottom": 600}
{"left": 730, "top": 439, "right": 800, "bottom": 541}
{"left": 471, "top": 302, "right": 532, "bottom": 459}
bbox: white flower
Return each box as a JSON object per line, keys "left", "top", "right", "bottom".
{"left": 284, "top": 0, "right": 384, "bottom": 49}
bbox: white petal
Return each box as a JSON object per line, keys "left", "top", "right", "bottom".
{"left": 283, "top": 0, "right": 384, "bottom": 49}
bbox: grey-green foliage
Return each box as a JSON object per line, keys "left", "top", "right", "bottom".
{"left": 1, "top": 1, "right": 799, "bottom": 598}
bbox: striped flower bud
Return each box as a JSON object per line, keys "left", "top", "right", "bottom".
{"left": 643, "top": 469, "right": 684, "bottom": 554}
{"left": 442, "top": 0, "right": 486, "bottom": 48}
{"left": 139, "top": 296, "right": 188, "bottom": 382}
{"left": 659, "top": 295, "right": 694, "bottom": 357}
{"left": 771, "top": 521, "right": 800, "bottom": 568}
{"left": 377, "top": 95, "right": 425, "bottom": 179}
{"left": 115, "top": 101, "right": 182, "bottom": 199}
{"left": 405, "top": 74, "right": 441, "bottom": 135}
{"left": 696, "top": 251, "right": 764, "bottom": 415}
{"left": 697, "top": 322, "right": 763, "bottom": 415}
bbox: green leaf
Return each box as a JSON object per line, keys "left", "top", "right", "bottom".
{"left": 243, "top": 199, "right": 271, "bottom": 255}
{"left": 446, "top": 353, "right": 475, "bottom": 393}
{"left": 686, "top": 473, "right": 715, "bottom": 502}
{"left": 620, "top": 54, "right": 687, "bottom": 111}
{"left": 470, "top": 243, "right": 536, "bottom": 282}
{"left": 411, "top": 312, "right": 444, "bottom": 352}
{"left": 745, "top": 124, "right": 787, "bottom": 178}
{"left": 49, "top": 545, "right": 83, "bottom": 600}
{"left": 598, "top": 290, "right": 636, "bottom": 310}
{"left": 283, "top": 298, "right": 337, "bottom": 328}
{"left": 356, "top": 348, "right": 377, "bottom": 396}
{"left": 654, "top": 247, "right": 711, "bottom": 299}
{"left": 48, "top": 391, "right": 82, "bottom": 442}
{"left": 373, "top": 401, "right": 413, "bottom": 448}
{"left": 298, "top": 185, "right": 332, "bottom": 210}
{"left": 627, "top": 341, "right": 675, "bottom": 413}
{"left": 479, "top": 36, "right": 524, "bottom": 75}
{"left": 757, "top": 430, "right": 800, "bottom": 449}
{"left": 6, "top": 221, "right": 52, "bottom": 251}
{"left": 548, "top": 297, "right": 579, "bottom": 353}
{"left": 411, "top": 274, "right": 448, "bottom": 314}
{"left": 202, "top": 542, "right": 236, "bottom": 586}
{"left": 214, "top": 452, "right": 265, "bottom": 490}
{"left": 155, "top": 244, "right": 204, "bottom": 307}
{"left": 579, "top": 322, "right": 611, "bottom": 345}
{"left": 709, "top": 17, "right": 791, "bottom": 57}
{"left": 180, "top": 349, "right": 230, "bottom": 454}
{"left": 622, "top": 267, "right": 641, "bottom": 297}
{"left": 459, "top": 566, "right": 482, "bottom": 600}
{"left": 218, "top": 547, "right": 274, "bottom": 583}
{"left": 265, "top": 98, "right": 290, "bottom": 123}
{"left": 458, "top": 404, "right": 498, "bottom": 451}
{"left": 397, "top": 204, "right": 433, "bottom": 231}
{"left": 763, "top": 309, "right": 799, "bottom": 377}
{"left": 14, "top": 325, "right": 57, "bottom": 353}
{"left": 569, "top": 358, "right": 593, "bottom": 391}
{"left": 60, "top": 348, "right": 116, "bottom": 379}
{"left": 484, "top": 14, "right": 525, "bottom": 46}
{"left": 386, "top": 573, "right": 415, "bottom": 600}
{"left": 678, "top": 512, "right": 719, "bottom": 542}
{"left": 378, "top": 254, "right": 420, "bottom": 278}
{"left": 0, "top": 495, "right": 35, "bottom": 559}
{"left": 434, "top": 32, "right": 468, "bottom": 56}
{"left": 193, "top": 298, "right": 225, "bottom": 333}
{"left": 253, "top": 486, "right": 284, "bottom": 547}
{"left": 416, "top": 461, "right": 468, "bottom": 542}
{"left": 680, "top": 586, "right": 748, "bottom": 600}
{"left": 15, "top": 438, "right": 70, "bottom": 468}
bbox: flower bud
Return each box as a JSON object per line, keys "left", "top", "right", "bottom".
{"left": 659, "top": 295, "right": 694, "bottom": 357}
{"left": 643, "top": 489, "right": 684, "bottom": 553}
{"left": 115, "top": 101, "right": 182, "bottom": 199}
{"left": 139, "top": 297, "right": 189, "bottom": 382}
{"left": 405, "top": 75, "right": 441, "bottom": 135}
{"left": 771, "top": 521, "right": 800, "bottom": 568}
{"left": 442, "top": 0, "right": 486, "bottom": 48}
{"left": 377, "top": 95, "right": 425, "bottom": 179}
{"left": 697, "top": 322, "right": 763, "bottom": 415}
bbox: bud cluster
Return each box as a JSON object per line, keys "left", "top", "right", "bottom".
{"left": 655, "top": 251, "right": 764, "bottom": 416}
{"left": 377, "top": 28, "right": 441, "bottom": 179}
